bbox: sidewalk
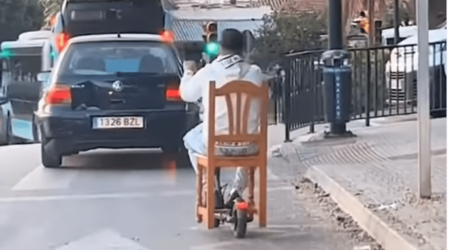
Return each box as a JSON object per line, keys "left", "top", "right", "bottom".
{"left": 275, "top": 116, "right": 446, "bottom": 250}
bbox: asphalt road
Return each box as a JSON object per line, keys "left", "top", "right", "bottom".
{"left": 0, "top": 144, "right": 359, "bottom": 250}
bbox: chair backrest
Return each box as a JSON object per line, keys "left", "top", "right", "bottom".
{"left": 207, "top": 80, "right": 269, "bottom": 155}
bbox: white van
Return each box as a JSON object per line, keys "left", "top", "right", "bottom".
{"left": 385, "top": 28, "right": 446, "bottom": 112}
{"left": 381, "top": 26, "right": 417, "bottom": 46}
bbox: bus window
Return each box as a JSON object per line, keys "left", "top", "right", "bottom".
{"left": 11, "top": 55, "right": 41, "bottom": 83}
{"left": 0, "top": 59, "right": 9, "bottom": 97}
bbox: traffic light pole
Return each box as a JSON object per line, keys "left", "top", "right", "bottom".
{"left": 325, "top": 0, "right": 348, "bottom": 136}
{"left": 328, "top": 0, "right": 343, "bottom": 50}
{"left": 202, "top": 22, "right": 219, "bottom": 62}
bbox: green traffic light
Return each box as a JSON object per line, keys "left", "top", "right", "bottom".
{"left": 205, "top": 42, "right": 220, "bottom": 55}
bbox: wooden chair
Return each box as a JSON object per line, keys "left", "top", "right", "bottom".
{"left": 195, "top": 80, "right": 269, "bottom": 229}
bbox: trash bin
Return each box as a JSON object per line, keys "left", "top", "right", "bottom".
{"left": 321, "top": 50, "right": 352, "bottom": 124}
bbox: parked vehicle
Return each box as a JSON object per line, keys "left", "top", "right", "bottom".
{"left": 381, "top": 26, "right": 417, "bottom": 46}
{"left": 385, "top": 28, "right": 447, "bottom": 115}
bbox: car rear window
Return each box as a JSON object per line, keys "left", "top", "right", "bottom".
{"left": 58, "top": 41, "right": 180, "bottom": 75}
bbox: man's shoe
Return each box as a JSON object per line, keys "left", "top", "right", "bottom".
{"left": 225, "top": 190, "right": 242, "bottom": 209}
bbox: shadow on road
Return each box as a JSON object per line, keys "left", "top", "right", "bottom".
{"left": 59, "top": 149, "right": 191, "bottom": 171}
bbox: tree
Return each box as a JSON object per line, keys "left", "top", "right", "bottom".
{"left": 254, "top": 11, "right": 327, "bottom": 62}
{"left": 382, "top": 3, "right": 412, "bottom": 28}
{"left": 39, "top": 0, "right": 63, "bottom": 20}
{"left": 0, "top": 0, "right": 43, "bottom": 42}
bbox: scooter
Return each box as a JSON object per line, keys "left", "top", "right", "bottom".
{"left": 195, "top": 98, "right": 252, "bottom": 238}
{"left": 212, "top": 169, "right": 253, "bottom": 238}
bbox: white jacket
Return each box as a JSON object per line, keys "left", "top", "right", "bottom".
{"left": 180, "top": 54, "right": 264, "bottom": 142}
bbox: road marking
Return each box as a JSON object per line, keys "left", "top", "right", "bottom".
{"left": 1, "top": 185, "right": 291, "bottom": 203}
{"left": 12, "top": 165, "right": 77, "bottom": 191}
{"left": 0, "top": 190, "right": 194, "bottom": 203}
{"left": 54, "top": 229, "right": 149, "bottom": 250}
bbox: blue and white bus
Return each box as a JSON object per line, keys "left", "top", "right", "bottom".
{"left": 0, "top": 30, "right": 52, "bottom": 144}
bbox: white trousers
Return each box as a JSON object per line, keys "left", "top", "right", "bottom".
{"left": 183, "top": 123, "right": 248, "bottom": 194}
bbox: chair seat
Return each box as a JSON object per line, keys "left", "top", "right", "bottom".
{"left": 196, "top": 153, "right": 260, "bottom": 168}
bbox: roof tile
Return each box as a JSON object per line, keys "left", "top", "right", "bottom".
{"left": 257, "top": 0, "right": 327, "bottom": 12}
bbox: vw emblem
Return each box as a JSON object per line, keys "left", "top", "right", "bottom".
{"left": 112, "top": 81, "right": 123, "bottom": 92}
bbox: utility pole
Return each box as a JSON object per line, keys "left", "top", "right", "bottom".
{"left": 394, "top": 0, "right": 400, "bottom": 44}
{"left": 416, "top": 0, "right": 431, "bottom": 199}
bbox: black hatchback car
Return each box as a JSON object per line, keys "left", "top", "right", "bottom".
{"left": 36, "top": 33, "right": 198, "bottom": 168}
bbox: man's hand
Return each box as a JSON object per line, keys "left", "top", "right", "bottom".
{"left": 183, "top": 61, "right": 198, "bottom": 73}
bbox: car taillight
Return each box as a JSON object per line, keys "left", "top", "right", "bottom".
{"left": 166, "top": 84, "right": 181, "bottom": 101}
{"left": 55, "top": 33, "right": 69, "bottom": 52}
{"left": 161, "top": 30, "right": 174, "bottom": 43}
{"left": 45, "top": 86, "right": 71, "bottom": 104}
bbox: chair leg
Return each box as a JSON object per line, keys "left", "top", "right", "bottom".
{"left": 248, "top": 167, "right": 255, "bottom": 206}
{"left": 258, "top": 165, "right": 267, "bottom": 227}
{"left": 206, "top": 166, "right": 215, "bottom": 229}
{"left": 196, "top": 165, "right": 203, "bottom": 223}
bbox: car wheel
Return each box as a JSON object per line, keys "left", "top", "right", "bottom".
{"left": 41, "top": 138, "right": 62, "bottom": 168}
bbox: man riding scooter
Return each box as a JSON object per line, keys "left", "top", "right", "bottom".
{"left": 180, "top": 29, "right": 265, "bottom": 209}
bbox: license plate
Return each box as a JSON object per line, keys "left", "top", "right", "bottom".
{"left": 92, "top": 117, "right": 144, "bottom": 129}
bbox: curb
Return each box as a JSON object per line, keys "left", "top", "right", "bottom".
{"left": 304, "top": 166, "right": 420, "bottom": 250}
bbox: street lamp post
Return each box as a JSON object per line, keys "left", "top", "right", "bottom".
{"left": 328, "top": 0, "right": 343, "bottom": 50}
{"left": 416, "top": 0, "right": 431, "bottom": 199}
{"left": 321, "top": 0, "right": 353, "bottom": 138}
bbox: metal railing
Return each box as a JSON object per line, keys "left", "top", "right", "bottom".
{"left": 272, "top": 41, "right": 447, "bottom": 141}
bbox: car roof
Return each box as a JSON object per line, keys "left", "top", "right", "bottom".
{"left": 68, "top": 33, "right": 164, "bottom": 45}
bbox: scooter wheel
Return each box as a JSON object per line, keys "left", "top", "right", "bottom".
{"left": 233, "top": 209, "right": 247, "bottom": 238}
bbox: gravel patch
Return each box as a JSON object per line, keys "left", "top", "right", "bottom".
{"left": 295, "top": 177, "right": 384, "bottom": 250}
